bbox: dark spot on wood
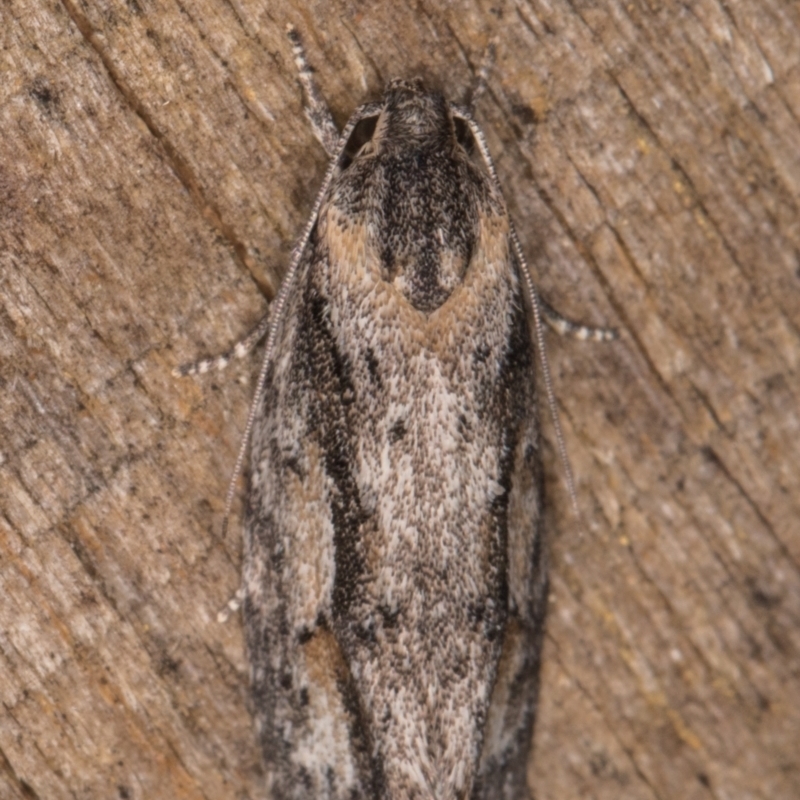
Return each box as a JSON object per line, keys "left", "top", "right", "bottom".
{"left": 18, "top": 779, "right": 38, "bottom": 800}
{"left": 30, "top": 80, "right": 56, "bottom": 109}
{"left": 511, "top": 104, "right": 537, "bottom": 125}
{"left": 157, "top": 654, "right": 180, "bottom": 677}
{"left": 747, "top": 577, "right": 781, "bottom": 609}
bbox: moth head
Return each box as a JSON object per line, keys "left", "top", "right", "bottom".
{"left": 378, "top": 78, "right": 449, "bottom": 144}
{"left": 339, "top": 80, "right": 478, "bottom": 169}
{"left": 373, "top": 79, "right": 465, "bottom": 152}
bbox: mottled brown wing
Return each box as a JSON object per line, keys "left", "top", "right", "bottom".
{"left": 244, "top": 98, "right": 543, "bottom": 800}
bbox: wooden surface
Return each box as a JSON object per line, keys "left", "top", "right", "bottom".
{"left": 2, "top": 1, "right": 799, "bottom": 798}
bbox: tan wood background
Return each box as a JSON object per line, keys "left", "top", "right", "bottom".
{"left": 2, "top": 1, "right": 799, "bottom": 798}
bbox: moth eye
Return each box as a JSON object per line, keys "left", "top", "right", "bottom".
{"left": 339, "top": 115, "right": 379, "bottom": 170}
{"left": 454, "top": 117, "right": 476, "bottom": 156}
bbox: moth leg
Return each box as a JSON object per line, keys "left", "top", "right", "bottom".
{"left": 216, "top": 586, "right": 245, "bottom": 624}
{"left": 171, "top": 311, "right": 270, "bottom": 377}
{"left": 460, "top": 48, "right": 616, "bottom": 346}
{"left": 286, "top": 24, "right": 340, "bottom": 157}
{"left": 539, "top": 296, "right": 617, "bottom": 342}
{"left": 467, "top": 38, "right": 497, "bottom": 113}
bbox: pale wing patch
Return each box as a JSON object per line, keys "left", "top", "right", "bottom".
{"left": 283, "top": 439, "right": 336, "bottom": 631}
{"left": 295, "top": 629, "right": 362, "bottom": 790}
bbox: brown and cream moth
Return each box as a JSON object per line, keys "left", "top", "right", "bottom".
{"left": 177, "top": 25, "right": 614, "bottom": 800}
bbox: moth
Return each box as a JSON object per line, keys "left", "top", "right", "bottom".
{"left": 177, "top": 25, "right": 614, "bottom": 800}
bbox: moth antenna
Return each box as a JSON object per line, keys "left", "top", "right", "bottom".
{"left": 510, "top": 225, "right": 582, "bottom": 520}
{"left": 456, "top": 107, "right": 583, "bottom": 520}
{"left": 220, "top": 100, "right": 384, "bottom": 537}
{"left": 286, "top": 24, "right": 340, "bottom": 157}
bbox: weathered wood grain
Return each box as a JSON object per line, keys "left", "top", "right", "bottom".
{"left": 1, "top": 1, "right": 798, "bottom": 798}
